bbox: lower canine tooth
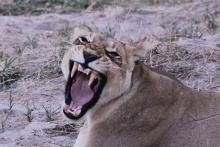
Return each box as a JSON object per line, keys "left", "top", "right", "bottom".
{"left": 88, "top": 72, "right": 97, "bottom": 86}
{"left": 71, "top": 63, "right": 78, "bottom": 78}
{"left": 68, "top": 106, "right": 82, "bottom": 116}
{"left": 74, "top": 109, "right": 81, "bottom": 116}
{"left": 64, "top": 104, "right": 70, "bottom": 112}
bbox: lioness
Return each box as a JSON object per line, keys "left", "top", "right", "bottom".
{"left": 61, "top": 27, "right": 220, "bottom": 147}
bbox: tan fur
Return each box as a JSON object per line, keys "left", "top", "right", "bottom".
{"left": 61, "top": 27, "right": 220, "bottom": 147}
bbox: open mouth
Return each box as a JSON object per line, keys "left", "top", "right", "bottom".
{"left": 63, "top": 60, "right": 107, "bottom": 119}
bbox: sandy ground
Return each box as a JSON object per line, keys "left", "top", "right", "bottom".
{"left": 0, "top": 0, "right": 220, "bottom": 146}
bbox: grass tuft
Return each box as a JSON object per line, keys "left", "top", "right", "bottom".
{"left": 8, "top": 91, "right": 15, "bottom": 110}
{"left": 24, "top": 100, "right": 34, "bottom": 122}
{"left": 1, "top": 91, "right": 14, "bottom": 131}
{"left": 0, "top": 57, "right": 23, "bottom": 90}
{"left": 101, "top": 27, "right": 116, "bottom": 38}
{"left": 42, "top": 104, "right": 60, "bottom": 122}
{"left": 27, "top": 36, "right": 38, "bottom": 49}
{"left": 204, "top": 13, "right": 218, "bottom": 34}
{"left": 14, "top": 44, "right": 26, "bottom": 54}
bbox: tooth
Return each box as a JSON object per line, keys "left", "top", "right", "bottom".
{"left": 68, "top": 106, "right": 82, "bottom": 116}
{"left": 78, "top": 64, "right": 83, "bottom": 72}
{"left": 71, "top": 63, "right": 78, "bottom": 78}
{"left": 84, "top": 69, "right": 91, "bottom": 75}
{"left": 64, "top": 104, "right": 70, "bottom": 112}
{"left": 74, "top": 109, "right": 81, "bottom": 116}
{"left": 88, "top": 71, "right": 97, "bottom": 86}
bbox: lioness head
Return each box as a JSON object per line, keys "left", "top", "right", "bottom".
{"left": 61, "top": 26, "right": 145, "bottom": 119}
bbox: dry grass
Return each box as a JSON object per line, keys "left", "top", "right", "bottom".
{"left": 145, "top": 44, "right": 194, "bottom": 78}
{"left": 141, "top": 0, "right": 193, "bottom": 5}
{"left": 45, "top": 123, "right": 81, "bottom": 137}
{"left": 204, "top": 12, "right": 218, "bottom": 34}
{"left": 59, "top": 24, "right": 72, "bottom": 62}
{"left": 0, "top": 0, "right": 109, "bottom": 15}
{"left": 144, "top": 42, "right": 220, "bottom": 91}
{"left": 29, "top": 63, "right": 62, "bottom": 80}
{"left": 160, "top": 25, "right": 203, "bottom": 42}
{"left": 0, "top": 0, "right": 196, "bottom": 16}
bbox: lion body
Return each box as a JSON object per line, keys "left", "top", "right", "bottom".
{"left": 74, "top": 63, "right": 220, "bottom": 147}
{"left": 61, "top": 26, "right": 220, "bottom": 147}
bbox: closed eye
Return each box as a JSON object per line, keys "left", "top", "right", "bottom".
{"left": 105, "top": 51, "right": 122, "bottom": 66}
{"left": 106, "top": 51, "right": 121, "bottom": 59}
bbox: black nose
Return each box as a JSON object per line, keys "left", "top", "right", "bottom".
{"left": 83, "top": 51, "right": 98, "bottom": 64}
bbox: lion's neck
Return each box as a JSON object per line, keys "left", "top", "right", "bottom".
{"left": 81, "top": 63, "right": 194, "bottom": 147}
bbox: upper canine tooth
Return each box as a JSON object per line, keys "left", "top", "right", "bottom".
{"left": 78, "top": 64, "right": 83, "bottom": 72}
{"left": 88, "top": 71, "right": 97, "bottom": 86}
{"left": 71, "top": 63, "right": 78, "bottom": 78}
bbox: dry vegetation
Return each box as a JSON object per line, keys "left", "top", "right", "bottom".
{"left": 0, "top": 0, "right": 220, "bottom": 146}
{"left": 0, "top": 0, "right": 111, "bottom": 15}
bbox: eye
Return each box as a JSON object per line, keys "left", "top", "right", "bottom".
{"left": 79, "top": 36, "right": 89, "bottom": 43}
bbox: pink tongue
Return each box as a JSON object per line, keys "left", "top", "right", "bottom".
{"left": 70, "top": 74, "right": 94, "bottom": 110}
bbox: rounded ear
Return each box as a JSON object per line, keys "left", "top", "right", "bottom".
{"left": 126, "top": 36, "right": 160, "bottom": 62}
{"left": 71, "top": 25, "right": 93, "bottom": 42}
{"left": 126, "top": 37, "right": 147, "bottom": 61}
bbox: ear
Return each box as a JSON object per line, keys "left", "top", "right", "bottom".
{"left": 126, "top": 37, "right": 147, "bottom": 61}
{"left": 71, "top": 25, "right": 93, "bottom": 42}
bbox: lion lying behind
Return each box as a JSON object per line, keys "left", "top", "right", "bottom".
{"left": 61, "top": 26, "right": 220, "bottom": 147}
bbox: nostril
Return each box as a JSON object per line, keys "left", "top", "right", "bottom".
{"left": 83, "top": 51, "right": 98, "bottom": 64}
